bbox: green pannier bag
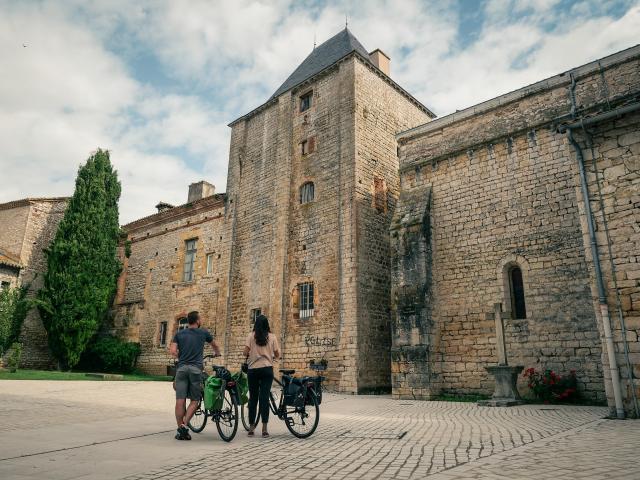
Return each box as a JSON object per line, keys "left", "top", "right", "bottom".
{"left": 232, "top": 371, "right": 249, "bottom": 405}
{"left": 204, "top": 376, "right": 224, "bottom": 411}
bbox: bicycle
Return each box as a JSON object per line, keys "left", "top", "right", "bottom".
{"left": 180, "top": 354, "right": 239, "bottom": 442}
{"left": 240, "top": 368, "right": 323, "bottom": 438}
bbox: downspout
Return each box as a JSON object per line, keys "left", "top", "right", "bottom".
{"left": 566, "top": 130, "right": 624, "bottom": 419}
{"left": 563, "top": 72, "right": 625, "bottom": 419}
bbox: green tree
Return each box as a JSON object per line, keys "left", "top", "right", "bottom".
{"left": 0, "top": 285, "right": 30, "bottom": 355}
{"left": 37, "top": 149, "right": 122, "bottom": 369}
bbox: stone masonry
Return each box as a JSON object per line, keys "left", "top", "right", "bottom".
{"left": 392, "top": 45, "right": 640, "bottom": 416}
{"left": 113, "top": 187, "right": 229, "bottom": 375}
{"left": 223, "top": 30, "right": 431, "bottom": 393}
{"left": 0, "top": 197, "right": 68, "bottom": 368}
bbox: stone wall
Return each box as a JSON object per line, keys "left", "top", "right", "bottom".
{"left": 225, "top": 54, "right": 430, "bottom": 392}
{"left": 353, "top": 59, "right": 431, "bottom": 392}
{"left": 0, "top": 198, "right": 68, "bottom": 368}
{"left": 571, "top": 110, "right": 640, "bottom": 415}
{"left": 114, "top": 195, "right": 228, "bottom": 375}
{"left": 393, "top": 45, "right": 640, "bottom": 412}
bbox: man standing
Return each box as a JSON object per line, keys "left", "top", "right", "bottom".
{"left": 170, "top": 310, "right": 221, "bottom": 440}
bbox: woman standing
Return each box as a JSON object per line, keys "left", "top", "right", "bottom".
{"left": 243, "top": 314, "right": 280, "bottom": 437}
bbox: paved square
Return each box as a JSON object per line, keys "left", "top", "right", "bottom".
{"left": 0, "top": 380, "right": 638, "bottom": 479}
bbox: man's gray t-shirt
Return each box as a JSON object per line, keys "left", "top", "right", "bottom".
{"left": 173, "top": 328, "right": 213, "bottom": 369}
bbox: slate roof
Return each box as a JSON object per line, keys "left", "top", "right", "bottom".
{"left": 271, "top": 28, "right": 369, "bottom": 98}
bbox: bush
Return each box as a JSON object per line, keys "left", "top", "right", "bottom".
{"left": 523, "top": 368, "right": 578, "bottom": 403}
{"left": 0, "top": 286, "right": 30, "bottom": 355}
{"left": 79, "top": 336, "right": 141, "bottom": 373}
{"left": 7, "top": 342, "right": 22, "bottom": 372}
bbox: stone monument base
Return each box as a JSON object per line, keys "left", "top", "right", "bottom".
{"left": 477, "top": 365, "right": 525, "bottom": 407}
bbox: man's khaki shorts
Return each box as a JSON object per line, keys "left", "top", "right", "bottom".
{"left": 174, "top": 365, "right": 203, "bottom": 400}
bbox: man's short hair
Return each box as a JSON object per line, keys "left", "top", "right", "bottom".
{"left": 187, "top": 311, "right": 200, "bottom": 325}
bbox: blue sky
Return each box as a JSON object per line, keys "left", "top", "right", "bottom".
{"left": 1, "top": 0, "right": 638, "bottom": 223}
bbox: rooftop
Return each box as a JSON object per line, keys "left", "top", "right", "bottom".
{"left": 271, "top": 28, "right": 369, "bottom": 98}
{"left": 229, "top": 28, "right": 434, "bottom": 126}
{"left": 0, "top": 197, "right": 68, "bottom": 211}
{"left": 397, "top": 43, "right": 640, "bottom": 142}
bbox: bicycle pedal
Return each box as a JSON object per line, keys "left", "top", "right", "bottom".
{"left": 286, "top": 417, "right": 295, "bottom": 427}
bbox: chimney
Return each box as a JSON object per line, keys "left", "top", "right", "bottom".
{"left": 187, "top": 181, "right": 215, "bottom": 203}
{"left": 155, "top": 201, "right": 174, "bottom": 213}
{"left": 369, "top": 49, "right": 390, "bottom": 76}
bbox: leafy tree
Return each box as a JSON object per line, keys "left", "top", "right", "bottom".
{"left": 0, "top": 285, "right": 30, "bottom": 355}
{"left": 37, "top": 149, "right": 122, "bottom": 369}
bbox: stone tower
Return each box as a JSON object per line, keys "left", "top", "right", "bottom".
{"left": 223, "top": 28, "right": 433, "bottom": 393}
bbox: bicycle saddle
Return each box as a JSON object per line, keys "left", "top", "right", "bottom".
{"left": 279, "top": 369, "right": 295, "bottom": 375}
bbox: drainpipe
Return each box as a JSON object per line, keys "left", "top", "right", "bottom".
{"left": 566, "top": 129, "right": 625, "bottom": 419}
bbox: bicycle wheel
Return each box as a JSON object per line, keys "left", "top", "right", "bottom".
{"left": 187, "top": 397, "right": 207, "bottom": 433}
{"left": 284, "top": 390, "right": 319, "bottom": 438}
{"left": 215, "top": 388, "right": 239, "bottom": 442}
{"left": 240, "top": 403, "right": 254, "bottom": 431}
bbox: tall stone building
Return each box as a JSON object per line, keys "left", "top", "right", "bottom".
{"left": 391, "top": 45, "right": 640, "bottom": 417}
{"left": 115, "top": 29, "right": 432, "bottom": 392}
{"left": 223, "top": 28, "right": 432, "bottom": 393}
{"left": 113, "top": 182, "right": 229, "bottom": 374}
{"left": 0, "top": 197, "right": 68, "bottom": 367}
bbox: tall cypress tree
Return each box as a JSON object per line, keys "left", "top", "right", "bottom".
{"left": 38, "top": 149, "right": 122, "bottom": 369}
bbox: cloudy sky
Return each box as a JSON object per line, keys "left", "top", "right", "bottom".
{"left": 1, "top": 0, "right": 638, "bottom": 223}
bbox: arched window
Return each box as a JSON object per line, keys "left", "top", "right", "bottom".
{"left": 300, "top": 182, "right": 314, "bottom": 204}
{"left": 508, "top": 265, "right": 526, "bottom": 319}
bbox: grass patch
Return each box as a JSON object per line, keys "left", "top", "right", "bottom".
{"left": 0, "top": 369, "right": 171, "bottom": 382}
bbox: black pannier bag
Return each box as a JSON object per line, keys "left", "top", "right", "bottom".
{"left": 304, "top": 376, "right": 324, "bottom": 405}
{"left": 283, "top": 377, "right": 305, "bottom": 407}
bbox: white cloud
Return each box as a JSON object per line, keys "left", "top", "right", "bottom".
{"left": 0, "top": 0, "right": 638, "bottom": 224}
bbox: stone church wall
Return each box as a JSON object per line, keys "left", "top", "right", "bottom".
{"left": 393, "top": 45, "right": 640, "bottom": 411}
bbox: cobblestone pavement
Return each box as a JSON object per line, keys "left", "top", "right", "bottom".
{"left": 0, "top": 380, "right": 638, "bottom": 480}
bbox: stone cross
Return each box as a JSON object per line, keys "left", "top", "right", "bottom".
{"left": 494, "top": 302, "right": 507, "bottom": 366}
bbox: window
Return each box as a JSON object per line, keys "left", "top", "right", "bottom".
{"left": 250, "top": 308, "right": 261, "bottom": 325}
{"left": 509, "top": 266, "right": 527, "bottom": 319}
{"left": 0, "top": 281, "right": 9, "bottom": 290}
{"left": 206, "top": 253, "right": 214, "bottom": 274}
{"left": 298, "top": 282, "right": 314, "bottom": 319}
{"left": 373, "top": 176, "right": 386, "bottom": 213}
{"left": 300, "top": 137, "right": 315, "bottom": 156}
{"left": 178, "top": 317, "right": 189, "bottom": 331}
{"left": 300, "top": 91, "right": 312, "bottom": 112}
{"left": 159, "top": 321, "right": 168, "bottom": 346}
{"left": 300, "top": 182, "right": 315, "bottom": 204}
{"left": 183, "top": 239, "right": 197, "bottom": 282}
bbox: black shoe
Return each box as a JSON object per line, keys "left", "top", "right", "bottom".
{"left": 175, "top": 425, "right": 191, "bottom": 440}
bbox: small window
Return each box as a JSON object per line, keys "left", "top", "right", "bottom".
{"left": 509, "top": 266, "right": 527, "bottom": 319}
{"left": 300, "top": 182, "right": 314, "bottom": 204}
{"left": 373, "top": 176, "right": 386, "bottom": 213}
{"left": 298, "top": 282, "right": 314, "bottom": 319}
{"left": 183, "top": 239, "right": 197, "bottom": 282}
{"left": 159, "top": 321, "right": 168, "bottom": 346}
{"left": 0, "top": 281, "right": 10, "bottom": 290}
{"left": 206, "top": 253, "right": 214, "bottom": 274}
{"left": 178, "top": 317, "right": 189, "bottom": 331}
{"left": 301, "top": 139, "right": 308, "bottom": 155}
{"left": 250, "top": 308, "right": 261, "bottom": 326}
{"left": 300, "top": 91, "right": 312, "bottom": 112}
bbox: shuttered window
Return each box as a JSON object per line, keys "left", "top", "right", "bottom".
{"left": 300, "top": 182, "right": 315, "bottom": 204}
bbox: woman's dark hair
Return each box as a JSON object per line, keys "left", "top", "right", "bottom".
{"left": 253, "top": 314, "right": 270, "bottom": 346}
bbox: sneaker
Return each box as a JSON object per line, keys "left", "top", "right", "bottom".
{"left": 175, "top": 425, "right": 191, "bottom": 441}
